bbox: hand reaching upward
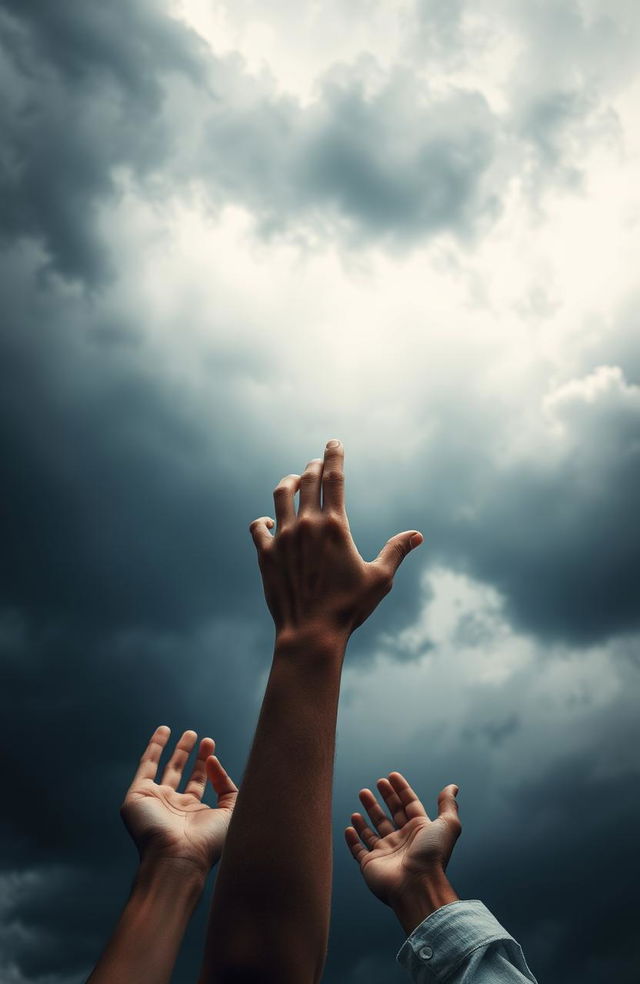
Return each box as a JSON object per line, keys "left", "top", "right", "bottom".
{"left": 345, "top": 772, "right": 461, "bottom": 932}
{"left": 250, "top": 440, "right": 424, "bottom": 645}
{"left": 121, "top": 725, "right": 238, "bottom": 877}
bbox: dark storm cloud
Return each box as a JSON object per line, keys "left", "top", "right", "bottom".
{"left": 438, "top": 366, "right": 640, "bottom": 644}
{"left": 0, "top": 241, "right": 277, "bottom": 980}
{"left": 1, "top": 1, "right": 639, "bottom": 983}
{"left": 198, "top": 66, "right": 501, "bottom": 247}
{"left": 0, "top": 0, "right": 206, "bottom": 283}
{"left": 328, "top": 627, "right": 640, "bottom": 984}
{"left": 0, "top": 0, "right": 534, "bottom": 285}
{"left": 2, "top": 0, "right": 627, "bottom": 288}
{"left": 0, "top": 247, "right": 277, "bottom": 631}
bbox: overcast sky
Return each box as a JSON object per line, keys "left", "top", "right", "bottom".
{"left": 1, "top": 1, "right": 639, "bottom": 981}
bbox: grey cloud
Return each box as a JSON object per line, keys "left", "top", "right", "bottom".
{"left": 383, "top": 362, "right": 640, "bottom": 647}
{"left": 0, "top": 0, "right": 205, "bottom": 283}
{"left": 1, "top": 1, "right": 639, "bottom": 982}
{"left": 329, "top": 616, "right": 640, "bottom": 984}
{"left": 0, "top": 0, "right": 499, "bottom": 282}
{"left": 4, "top": 0, "right": 631, "bottom": 288}
{"left": 297, "top": 71, "right": 500, "bottom": 244}
{"left": 450, "top": 366, "right": 640, "bottom": 644}
{"left": 0, "top": 249, "right": 277, "bottom": 631}
{"left": 172, "top": 60, "right": 503, "bottom": 249}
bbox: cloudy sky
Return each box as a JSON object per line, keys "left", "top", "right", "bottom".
{"left": 1, "top": 0, "right": 639, "bottom": 981}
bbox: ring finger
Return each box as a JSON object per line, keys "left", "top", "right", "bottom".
{"left": 298, "top": 459, "right": 323, "bottom": 515}
{"left": 273, "top": 473, "right": 300, "bottom": 531}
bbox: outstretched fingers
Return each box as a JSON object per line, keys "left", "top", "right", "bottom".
{"left": 322, "top": 439, "right": 345, "bottom": 514}
{"left": 131, "top": 725, "right": 171, "bottom": 786}
{"left": 183, "top": 737, "right": 216, "bottom": 800}
{"left": 376, "top": 777, "right": 409, "bottom": 827}
{"left": 359, "top": 788, "right": 395, "bottom": 837}
{"left": 161, "top": 730, "right": 198, "bottom": 789}
{"left": 351, "top": 812, "right": 379, "bottom": 850}
{"left": 388, "top": 772, "right": 429, "bottom": 820}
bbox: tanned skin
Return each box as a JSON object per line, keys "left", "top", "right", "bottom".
{"left": 87, "top": 726, "right": 237, "bottom": 984}
{"left": 199, "top": 439, "right": 423, "bottom": 984}
{"left": 346, "top": 772, "right": 461, "bottom": 935}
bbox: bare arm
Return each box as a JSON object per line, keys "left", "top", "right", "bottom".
{"left": 87, "top": 726, "right": 237, "bottom": 984}
{"left": 199, "top": 440, "right": 423, "bottom": 984}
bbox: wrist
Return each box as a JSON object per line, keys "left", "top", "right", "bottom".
{"left": 274, "top": 621, "right": 349, "bottom": 662}
{"left": 135, "top": 855, "right": 208, "bottom": 898}
{"left": 390, "top": 869, "right": 459, "bottom": 936}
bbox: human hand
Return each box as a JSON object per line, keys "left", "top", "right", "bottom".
{"left": 345, "top": 773, "right": 461, "bottom": 928}
{"left": 120, "top": 726, "right": 238, "bottom": 878}
{"left": 249, "top": 440, "right": 423, "bottom": 646}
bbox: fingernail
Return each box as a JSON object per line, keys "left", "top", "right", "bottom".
{"left": 410, "top": 532, "right": 423, "bottom": 548}
{"left": 326, "top": 439, "right": 341, "bottom": 449}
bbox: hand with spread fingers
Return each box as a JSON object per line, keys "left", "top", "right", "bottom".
{"left": 87, "top": 726, "right": 237, "bottom": 984}
{"left": 121, "top": 725, "right": 238, "bottom": 876}
{"left": 345, "top": 773, "right": 461, "bottom": 935}
{"left": 249, "top": 439, "right": 424, "bottom": 645}
{"left": 200, "top": 442, "right": 424, "bottom": 984}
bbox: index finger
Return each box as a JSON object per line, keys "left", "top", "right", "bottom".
{"left": 130, "top": 725, "right": 171, "bottom": 786}
{"left": 322, "top": 439, "right": 345, "bottom": 514}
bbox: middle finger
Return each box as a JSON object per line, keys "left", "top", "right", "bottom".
{"left": 359, "top": 788, "right": 395, "bottom": 837}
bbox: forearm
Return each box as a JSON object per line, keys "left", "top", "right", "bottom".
{"left": 200, "top": 629, "right": 347, "bottom": 984}
{"left": 87, "top": 858, "right": 205, "bottom": 984}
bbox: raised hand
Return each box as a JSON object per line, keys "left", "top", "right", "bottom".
{"left": 249, "top": 440, "right": 423, "bottom": 645}
{"left": 345, "top": 773, "right": 461, "bottom": 932}
{"left": 121, "top": 725, "right": 238, "bottom": 877}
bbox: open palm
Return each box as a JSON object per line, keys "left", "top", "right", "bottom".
{"left": 121, "top": 726, "right": 238, "bottom": 875}
{"left": 345, "top": 772, "right": 461, "bottom": 907}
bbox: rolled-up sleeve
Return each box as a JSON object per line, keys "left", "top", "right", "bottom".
{"left": 396, "top": 900, "right": 537, "bottom": 983}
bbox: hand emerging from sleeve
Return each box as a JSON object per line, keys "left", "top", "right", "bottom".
{"left": 345, "top": 773, "right": 461, "bottom": 919}
{"left": 120, "top": 726, "right": 238, "bottom": 878}
{"left": 249, "top": 440, "right": 424, "bottom": 645}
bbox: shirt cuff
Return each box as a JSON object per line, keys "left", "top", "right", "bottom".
{"left": 396, "top": 899, "right": 516, "bottom": 981}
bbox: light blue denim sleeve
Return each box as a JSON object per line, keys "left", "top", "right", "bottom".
{"left": 396, "top": 900, "right": 538, "bottom": 984}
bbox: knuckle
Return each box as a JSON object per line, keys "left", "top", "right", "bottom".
{"left": 296, "top": 514, "right": 315, "bottom": 533}
{"left": 448, "top": 815, "right": 462, "bottom": 837}
{"left": 323, "top": 511, "right": 344, "bottom": 532}
{"left": 390, "top": 538, "right": 407, "bottom": 560}
{"left": 322, "top": 469, "right": 344, "bottom": 485}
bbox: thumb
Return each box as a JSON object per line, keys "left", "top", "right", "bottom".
{"left": 437, "top": 784, "right": 460, "bottom": 820}
{"left": 374, "top": 530, "right": 423, "bottom": 579}
{"left": 206, "top": 755, "right": 239, "bottom": 805}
